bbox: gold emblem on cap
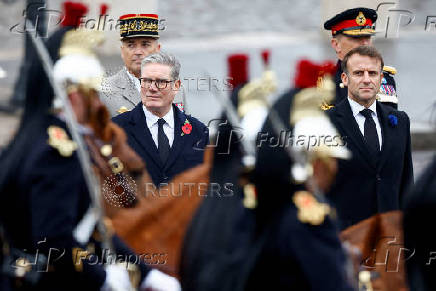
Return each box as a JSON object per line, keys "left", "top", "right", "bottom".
{"left": 293, "top": 191, "right": 330, "bottom": 225}
{"left": 47, "top": 126, "right": 77, "bottom": 157}
{"left": 356, "top": 11, "right": 366, "bottom": 26}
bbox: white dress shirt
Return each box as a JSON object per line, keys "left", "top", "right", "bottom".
{"left": 347, "top": 97, "right": 383, "bottom": 150}
{"left": 142, "top": 105, "right": 175, "bottom": 148}
{"left": 125, "top": 67, "right": 141, "bottom": 92}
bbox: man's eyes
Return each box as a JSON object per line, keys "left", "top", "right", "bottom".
{"left": 126, "top": 43, "right": 150, "bottom": 49}
{"left": 352, "top": 71, "right": 379, "bottom": 76}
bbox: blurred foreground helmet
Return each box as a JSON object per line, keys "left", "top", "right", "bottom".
{"left": 52, "top": 29, "right": 105, "bottom": 108}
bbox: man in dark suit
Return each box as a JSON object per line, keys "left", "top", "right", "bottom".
{"left": 327, "top": 46, "right": 413, "bottom": 230}
{"left": 113, "top": 52, "right": 209, "bottom": 187}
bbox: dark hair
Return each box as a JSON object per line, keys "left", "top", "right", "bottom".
{"left": 341, "top": 45, "right": 384, "bottom": 74}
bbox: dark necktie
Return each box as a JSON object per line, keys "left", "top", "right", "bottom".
{"left": 157, "top": 118, "right": 170, "bottom": 164}
{"left": 360, "top": 108, "right": 380, "bottom": 153}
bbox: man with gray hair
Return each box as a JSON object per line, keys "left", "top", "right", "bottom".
{"left": 113, "top": 52, "right": 209, "bottom": 186}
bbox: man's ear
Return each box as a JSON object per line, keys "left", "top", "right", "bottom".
{"left": 174, "top": 79, "right": 181, "bottom": 90}
{"left": 157, "top": 43, "right": 161, "bottom": 52}
{"left": 341, "top": 72, "right": 348, "bottom": 87}
{"left": 331, "top": 37, "right": 340, "bottom": 55}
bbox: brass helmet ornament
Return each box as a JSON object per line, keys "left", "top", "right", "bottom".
{"left": 53, "top": 28, "right": 105, "bottom": 109}
{"left": 289, "top": 59, "right": 350, "bottom": 184}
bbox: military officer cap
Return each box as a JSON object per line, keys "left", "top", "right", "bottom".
{"left": 324, "top": 7, "right": 377, "bottom": 37}
{"left": 119, "top": 14, "right": 159, "bottom": 39}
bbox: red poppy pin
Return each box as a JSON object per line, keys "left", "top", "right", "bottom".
{"left": 181, "top": 119, "right": 192, "bottom": 136}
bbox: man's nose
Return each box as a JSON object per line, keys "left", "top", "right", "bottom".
{"left": 359, "top": 38, "right": 370, "bottom": 46}
{"left": 148, "top": 81, "right": 159, "bottom": 91}
{"left": 362, "top": 71, "right": 371, "bottom": 82}
{"left": 133, "top": 46, "right": 144, "bottom": 55}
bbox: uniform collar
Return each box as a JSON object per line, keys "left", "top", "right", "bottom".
{"left": 124, "top": 67, "right": 141, "bottom": 92}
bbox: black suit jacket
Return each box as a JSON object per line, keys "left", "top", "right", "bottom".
{"left": 327, "top": 99, "right": 413, "bottom": 229}
{"left": 113, "top": 103, "right": 209, "bottom": 186}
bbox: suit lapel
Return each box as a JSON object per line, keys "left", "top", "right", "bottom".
{"left": 377, "top": 103, "right": 394, "bottom": 170}
{"left": 164, "top": 105, "right": 185, "bottom": 170}
{"left": 129, "top": 104, "right": 163, "bottom": 168}
{"left": 334, "top": 100, "right": 376, "bottom": 170}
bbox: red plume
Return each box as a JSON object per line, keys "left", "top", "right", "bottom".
{"left": 61, "top": 1, "right": 88, "bottom": 27}
{"left": 227, "top": 54, "right": 249, "bottom": 89}
{"left": 294, "top": 59, "right": 337, "bottom": 89}
{"left": 261, "top": 49, "right": 270, "bottom": 68}
{"left": 100, "top": 3, "right": 109, "bottom": 15}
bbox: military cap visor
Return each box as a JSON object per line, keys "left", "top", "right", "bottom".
{"left": 324, "top": 8, "right": 377, "bottom": 37}
{"left": 119, "top": 14, "right": 159, "bottom": 39}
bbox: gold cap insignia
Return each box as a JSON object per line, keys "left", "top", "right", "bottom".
{"left": 293, "top": 191, "right": 330, "bottom": 225}
{"left": 47, "top": 126, "right": 77, "bottom": 157}
{"left": 356, "top": 11, "right": 366, "bottom": 26}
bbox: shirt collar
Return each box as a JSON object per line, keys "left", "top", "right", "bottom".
{"left": 347, "top": 97, "right": 377, "bottom": 118}
{"left": 142, "top": 105, "right": 174, "bottom": 129}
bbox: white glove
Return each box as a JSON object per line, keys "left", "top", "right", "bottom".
{"left": 140, "top": 269, "right": 181, "bottom": 291}
{"left": 101, "top": 264, "right": 133, "bottom": 291}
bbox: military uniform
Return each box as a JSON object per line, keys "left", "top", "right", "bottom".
{"left": 181, "top": 58, "right": 352, "bottom": 290}
{"left": 0, "top": 114, "right": 150, "bottom": 290}
{"left": 324, "top": 8, "right": 399, "bottom": 108}
{"left": 101, "top": 67, "right": 141, "bottom": 116}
